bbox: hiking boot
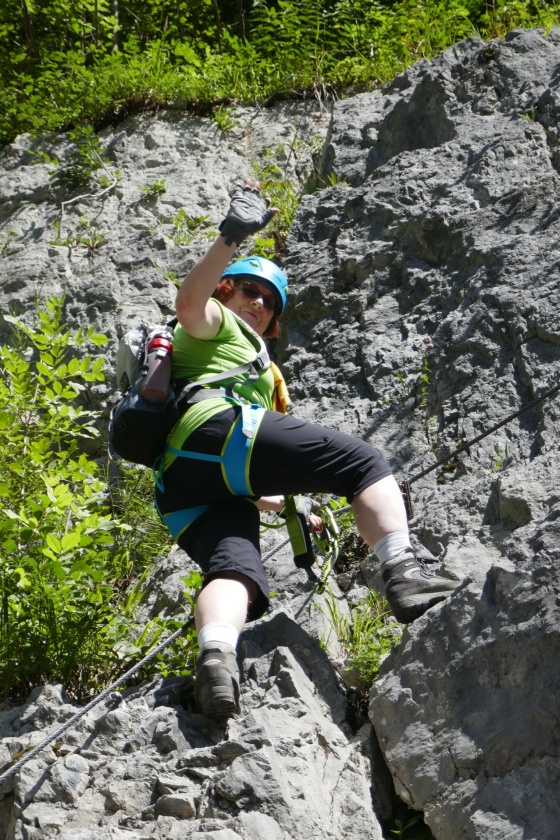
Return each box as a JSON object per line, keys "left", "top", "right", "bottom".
{"left": 382, "top": 551, "right": 459, "bottom": 624}
{"left": 194, "top": 643, "right": 240, "bottom": 720}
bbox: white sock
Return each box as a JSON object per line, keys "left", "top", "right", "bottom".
{"left": 373, "top": 533, "right": 413, "bottom": 569}
{"left": 197, "top": 621, "right": 239, "bottom": 651}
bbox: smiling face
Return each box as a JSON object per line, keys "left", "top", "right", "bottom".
{"left": 225, "top": 278, "right": 279, "bottom": 336}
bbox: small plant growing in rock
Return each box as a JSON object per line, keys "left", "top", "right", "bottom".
{"left": 49, "top": 221, "right": 107, "bottom": 256}
{"left": 170, "top": 209, "right": 211, "bottom": 245}
{"left": 0, "top": 229, "right": 16, "bottom": 255}
{"left": 52, "top": 125, "right": 108, "bottom": 188}
{"left": 164, "top": 269, "right": 179, "bottom": 285}
{"left": 115, "top": 569, "right": 202, "bottom": 682}
{"left": 391, "top": 814, "right": 434, "bottom": 839}
{"left": 251, "top": 234, "right": 276, "bottom": 260}
{"left": 380, "top": 370, "right": 411, "bottom": 406}
{"left": 250, "top": 150, "right": 299, "bottom": 253}
{"left": 306, "top": 168, "right": 348, "bottom": 193}
{"left": 417, "top": 353, "right": 431, "bottom": 408}
{"left": 138, "top": 179, "right": 167, "bottom": 199}
{"left": 213, "top": 104, "right": 238, "bottom": 135}
{"left": 80, "top": 227, "right": 107, "bottom": 257}
{"left": 395, "top": 369, "right": 411, "bottom": 400}
{"left": 490, "top": 440, "right": 511, "bottom": 472}
{"left": 320, "top": 585, "right": 402, "bottom": 690}
{"left": 327, "top": 170, "right": 348, "bottom": 186}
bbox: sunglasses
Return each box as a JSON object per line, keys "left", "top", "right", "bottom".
{"left": 235, "top": 279, "right": 278, "bottom": 313}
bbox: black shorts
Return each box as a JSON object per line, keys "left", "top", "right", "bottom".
{"left": 157, "top": 407, "right": 392, "bottom": 620}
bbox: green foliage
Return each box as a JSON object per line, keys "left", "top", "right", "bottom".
{"left": 169, "top": 209, "right": 212, "bottom": 246}
{"left": 106, "top": 467, "right": 171, "bottom": 583}
{"left": 417, "top": 354, "right": 431, "bottom": 409}
{"left": 314, "top": 500, "right": 403, "bottom": 690}
{"left": 112, "top": 570, "right": 201, "bottom": 681}
{"left": 213, "top": 104, "right": 237, "bottom": 135}
{"left": 250, "top": 147, "right": 300, "bottom": 253}
{"left": 321, "top": 586, "right": 402, "bottom": 688}
{"left": 391, "top": 814, "right": 434, "bottom": 839}
{"left": 49, "top": 219, "right": 107, "bottom": 257}
{"left": 251, "top": 235, "right": 277, "bottom": 260}
{"left": 50, "top": 125, "right": 108, "bottom": 188}
{"left": 490, "top": 440, "right": 511, "bottom": 472}
{"left": 164, "top": 269, "right": 179, "bottom": 286}
{"left": 61, "top": 125, "right": 104, "bottom": 186}
{"left": 0, "top": 296, "right": 189, "bottom": 702}
{"left": 138, "top": 178, "right": 167, "bottom": 199}
{"left": 2, "top": 0, "right": 559, "bottom": 146}
{"left": 0, "top": 296, "right": 110, "bottom": 700}
{"left": 1, "top": 229, "right": 16, "bottom": 256}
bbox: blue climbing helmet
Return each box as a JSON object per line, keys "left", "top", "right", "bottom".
{"left": 222, "top": 256, "right": 289, "bottom": 314}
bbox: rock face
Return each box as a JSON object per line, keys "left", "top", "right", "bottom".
{"left": 0, "top": 610, "right": 381, "bottom": 840}
{"left": 282, "top": 26, "right": 560, "bottom": 840}
{"left": 2, "top": 24, "right": 560, "bottom": 840}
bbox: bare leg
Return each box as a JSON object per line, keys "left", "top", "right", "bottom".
{"left": 195, "top": 574, "right": 257, "bottom": 634}
{"left": 351, "top": 475, "right": 408, "bottom": 548}
{"left": 351, "top": 475, "right": 459, "bottom": 623}
{"left": 194, "top": 573, "right": 257, "bottom": 719}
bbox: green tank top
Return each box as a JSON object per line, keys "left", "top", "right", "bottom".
{"left": 164, "top": 301, "right": 274, "bottom": 469}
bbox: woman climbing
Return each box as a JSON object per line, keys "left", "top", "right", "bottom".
{"left": 155, "top": 179, "right": 459, "bottom": 720}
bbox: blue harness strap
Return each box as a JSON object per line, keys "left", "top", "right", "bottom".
{"left": 155, "top": 403, "right": 266, "bottom": 541}
{"left": 161, "top": 504, "right": 214, "bottom": 540}
{"left": 221, "top": 408, "right": 256, "bottom": 495}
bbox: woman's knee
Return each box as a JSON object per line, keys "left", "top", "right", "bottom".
{"left": 212, "top": 570, "right": 259, "bottom": 603}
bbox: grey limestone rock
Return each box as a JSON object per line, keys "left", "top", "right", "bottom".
{"left": 0, "top": 613, "right": 384, "bottom": 840}
{"left": 370, "top": 557, "right": 560, "bottom": 839}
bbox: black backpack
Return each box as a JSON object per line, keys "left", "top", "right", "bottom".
{"left": 109, "top": 382, "right": 180, "bottom": 469}
{"left": 108, "top": 321, "right": 177, "bottom": 468}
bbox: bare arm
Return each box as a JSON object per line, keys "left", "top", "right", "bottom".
{"left": 256, "top": 495, "right": 323, "bottom": 531}
{"left": 175, "top": 235, "right": 235, "bottom": 339}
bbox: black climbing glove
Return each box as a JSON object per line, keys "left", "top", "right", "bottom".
{"left": 294, "top": 495, "right": 322, "bottom": 523}
{"left": 219, "top": 183, "right": 275, "bottom": 247}
{"left": 280, "top": 495, "right": 321, "bottom": 525}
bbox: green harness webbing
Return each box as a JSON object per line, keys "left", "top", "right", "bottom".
{"left": 282, "top": 495, "right": 316, "bottom": 571}
{"left": 154, "top": 401, "right": 266, "bottom": 541}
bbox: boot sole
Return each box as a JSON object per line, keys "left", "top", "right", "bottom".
{"left": 389, "top": 591, "right": 450, "bottom": 624}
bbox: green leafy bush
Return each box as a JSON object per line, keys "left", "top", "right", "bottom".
{"left": 0, "top": 296, "right": 187, "bottom": 702}
{"left": 2, "top": 0, "right": 559, "bottom": 146}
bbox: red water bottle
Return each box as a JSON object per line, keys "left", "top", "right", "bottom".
{"left": 138, "top": 328, "right": 173, "bottom": 404}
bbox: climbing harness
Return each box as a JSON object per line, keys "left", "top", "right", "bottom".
{"left": 154, "top": 400, "right": 266, "bottom": 541}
